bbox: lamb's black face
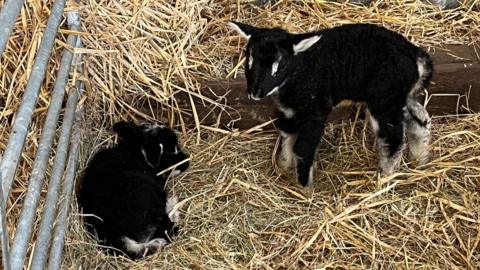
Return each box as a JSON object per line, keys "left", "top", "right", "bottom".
{"left": 228, "top": 21, "right": 322, "bottom": 100}
{"left": 245, "top": 37, "right": 292, "bottom": 100}
{"left": 141, "top": 124, "right": 189, "bottom": 176}
{"left": 113, "top": 121, "right": 190, "bottom": 176}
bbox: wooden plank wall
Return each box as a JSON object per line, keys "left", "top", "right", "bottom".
{"left": 174, "top": 45, "right": 479, "bottom": 129}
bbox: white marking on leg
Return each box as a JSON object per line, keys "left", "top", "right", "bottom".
{"left": 122, "top": 237, "right": 145, "bottom": 254}
{"left": 248, "top": 54, "right": 253, "bottom": 69}
{"left": 143, "top": 238, "right": 167, "bottom": 250}
{"left": 405, "top": 99, "right": 431, "bottom": 165}
{"left": 166, "top": 196, "right": 180, "bottom": 223}
{"left": 122, "top": 235, "right": 167, "bottom": 256}
{"left": 378, "top": 137, "right": 405, "bottom": 177}
{"left": 277, "top": 131, "right": 297, "bottom": 170}
{"left": 407, "top": 123, "right": 430, "bottom": 165}
{"left": 306, "top": 166, "right": 314, "bottom": 187}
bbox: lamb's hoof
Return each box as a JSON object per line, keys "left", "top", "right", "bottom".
{"left": 277, "top": 155, "right": 294, "bottom": 171}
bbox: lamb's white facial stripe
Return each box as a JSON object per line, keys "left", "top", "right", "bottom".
{"left": 248, "top": 54, "right": 253, "bottom": 69}
{"left": 142, "top": 148, "right": 155, "bottom": 168}
{"left": 271, "top": 56, "right": 281, "bottom": 76}
{"left": 159, "top": 143, "right": 164, "bottom": 154}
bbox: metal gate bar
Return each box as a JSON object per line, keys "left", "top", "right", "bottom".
{"left": 0, "top": 0, "right": 83, "bottom": 269}
{"left": 31, "top": 15, "right": 83, "bottom": 269}
{"left": 0, "top": 0, "right": 68, "bottom": 200}
{"left": 47, "top": 119, "right": 82, "bottom": 270}
{"left": 0, "top": 170, "right": 10, "bottom": 270}
{"left": 0, "top": 0, "right": 26, "bottom": 56}
{"left": 7, "top": 1, "right": 76, "bottom": 267}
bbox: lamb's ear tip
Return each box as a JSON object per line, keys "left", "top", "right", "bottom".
{"left": 227, "top": 21, "right": 238, "bottom": 28}
{"left": 112, "top": 121, "right": 136, "bottom": 134}
{"left": 112, "top": 121, "right": 127, "bottom": 129}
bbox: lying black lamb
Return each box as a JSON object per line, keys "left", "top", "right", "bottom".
{"left": 229, "top": 22, "right": 433, "bottom": 187}
{"left": 78, "top": 121, "right": 189, "bottom": 259}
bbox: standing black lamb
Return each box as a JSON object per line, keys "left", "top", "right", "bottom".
{"left": 78, "top": 121, "right": 190, "bottom": 259}
{"left": 228, "top": 22, "right": 433, "bottom": 187}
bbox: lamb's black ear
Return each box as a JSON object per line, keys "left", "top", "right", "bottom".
{"left": 113, "top": 121, "right": 141, "bottom": 140}
{"left": 228, "top": 21, "right": 258, "bottom": 40}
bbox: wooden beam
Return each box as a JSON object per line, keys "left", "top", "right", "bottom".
{"left": 174, "top": 45, "right": 480, "bottom": 129}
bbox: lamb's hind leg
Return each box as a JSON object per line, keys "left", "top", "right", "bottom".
{"left": 166, "top": 196, "right": 180, "bottom": 223}
{"left": 369, "top": 109, "right": 406, "bottom": 176}
{"left": 404, "top": 98, "right": 431, "bottom": 165}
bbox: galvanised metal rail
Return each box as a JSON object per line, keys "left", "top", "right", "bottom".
{"left": 0, "top": 1, "right": 84, "bottom": 269}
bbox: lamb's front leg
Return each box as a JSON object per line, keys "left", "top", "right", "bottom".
{"left": 277, "top": 115, "right": 298, "bottom": 170}
{"left": 293, "top": 118, "right": 326, "bottom": 187}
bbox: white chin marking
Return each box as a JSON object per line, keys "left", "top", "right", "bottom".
{"left": 251, "top": 95, "right": 261, "bottom": 101}
{"left": 123, "top": 237, "right": 144, "bottom": 254}
{"left": 266, "top": 87, "right": 279, "bottom": 97}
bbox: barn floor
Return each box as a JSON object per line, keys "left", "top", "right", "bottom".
{"left": 62, "top": 114, "right": 480, "bottom": 269}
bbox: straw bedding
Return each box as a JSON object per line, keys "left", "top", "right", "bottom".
{"left": 1, "top": 0, "right": 479, "bottom": 269}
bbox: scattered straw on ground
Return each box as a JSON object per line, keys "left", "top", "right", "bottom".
{"left": 63, "top": 114, "right": 480, "bottom": 269}
{"left": 0, "top": 0, "right": 479, "bottom": 269}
